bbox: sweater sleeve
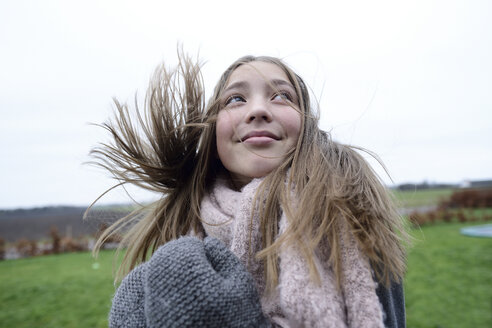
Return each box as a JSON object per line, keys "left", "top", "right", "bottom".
{"left": 109, "top": 263, "right": 147, "bottom": 328}
{"left": 109, "top": 237, "right": 270, "bottom": 328}
{"left": 143, "top": 236, "right": 270, "bottom": 327}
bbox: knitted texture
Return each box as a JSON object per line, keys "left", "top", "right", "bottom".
{"left": 337, "top": 220, "right": 385, "bottom": 328}
{"left": 376, "top": 280, "right": 406, "bottom": 328}
{"left": 110, "top": 236, "right": 270, "bottom": 328}
{"left": 201, "top": 177, "right": 281, "bottom": 320}
{"left": 109, "top": 263, "right": 147, "bottom": 328}
{"left": 201, "top": 177, "right": 386, "bottom": 327}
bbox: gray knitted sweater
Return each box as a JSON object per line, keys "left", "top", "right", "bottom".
{"left": 109, "top": 178, "right": 406, "bottom": 327}
{"left": 109, "top": 237, "right": 404, "bottom": 328}
{"left": 109, "top": 237, "right": 270, "bottom": 328}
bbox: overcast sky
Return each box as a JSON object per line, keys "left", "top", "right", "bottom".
{"left": 1, "top": 0, "right": 491, "bottom": 209}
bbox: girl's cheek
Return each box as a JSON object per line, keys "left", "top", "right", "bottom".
{"left": 216, "top": 110, "right": 235, "bottom": 139}
{"left": 219, "top": 110, "right": 242, "bottom": 129}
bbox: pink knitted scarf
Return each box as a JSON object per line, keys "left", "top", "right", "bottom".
{"left": 200, "top": 177, "right": 384, "bottom": 328}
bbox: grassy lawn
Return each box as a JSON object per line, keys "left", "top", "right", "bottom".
{"left": 405, "top": 220, "right": 492, "bottom": 328}
{"left": 0, "top": 250, "right": 116, "bottom": 328}
{"left": 393, "top": 188, "right": 455, "bottom": 208}
{"left": 1, "top": 220, "right": 491, "bottom": 327}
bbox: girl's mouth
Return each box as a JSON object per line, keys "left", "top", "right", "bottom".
{"left": 240, "top": 131, "right": 280, "bottom": 142}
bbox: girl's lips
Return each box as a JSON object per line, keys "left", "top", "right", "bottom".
{"left": 242, "top": 136, "right": 276, "bottom": 145}
{"left": 240, "top": 131, "right": 280, "bottom": 142}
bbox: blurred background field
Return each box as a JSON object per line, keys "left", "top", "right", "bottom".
{"left": 0, "top": 250, "right": 115, "bottom": 328}
{"left": 1, "top": 187, "right": 492, "bottom": 328}
{"left": 393, "top": 188, "right": 455, "bottom": 208}
{"left": 405, "top": 220, "right": 492, "bottom": 327}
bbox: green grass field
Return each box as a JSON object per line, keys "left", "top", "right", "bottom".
{"left": 0, "top": 250, "right": 116, "bottom": 328}
{"left": 1, "top": 221, "right": 491, "bottom": 327}
{"left": 405, "top": 220, "right": 492, "bottom": 327}
{"left": 392, "top": 188, "right": 455, "bottom": 208}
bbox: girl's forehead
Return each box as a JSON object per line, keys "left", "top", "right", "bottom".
{"left": 226, "top": 61, "right": 290, "bottom": 86}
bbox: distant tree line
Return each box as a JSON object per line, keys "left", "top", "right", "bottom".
{"left": 395, "top": 182, "right": 458, "bottom": 191}
{"left": 408, "top": 188, "right": 492, "bottom": 226}
{"left": 395, "top": 179, "right": 492, "bottom": 191}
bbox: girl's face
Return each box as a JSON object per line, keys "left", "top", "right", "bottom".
{"left": 216, "top": 61, "right": 302, "bottom": 188}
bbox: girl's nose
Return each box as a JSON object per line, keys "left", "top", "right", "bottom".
{"left": 245, "top": 100, "right": 272, "bottom": 123}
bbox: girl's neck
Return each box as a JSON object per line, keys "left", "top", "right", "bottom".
{"left": 226, "top": 171, "right": 253, "bottom": 191}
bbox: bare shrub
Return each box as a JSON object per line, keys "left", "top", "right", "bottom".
{"left": 41, "top": 248, "right": 53, "bottom": 255}
{"left": 426, "top": 211, "right": 437, "bottom": 224}
{"left": 441, "top": 210, "right": 453, "bottom": 223}
{"left": 50, "top": 226, "right": 61, "bottom": 254}
{"left": 28, "top": 240, "right": 38, "bottom": 256}
{"left": 456, "top": 210, "right": 467, "bottom": 223}
{"left": 61, "top": 237, "right": 86, "bottom": 252}
{"left": 409, "top": 211, "right": 427, "bottom": 226}
{"left": 442, "top": 188, "right": 492, "bottom": 209}
{"left": 16, "top": 238, "right": 32, "bottom": 257}
{"left": 0, "top": 238, "right": 5, "bottom": 260}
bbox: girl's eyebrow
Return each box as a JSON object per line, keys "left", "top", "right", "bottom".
{"left": 270, "top": 79, "right": 295, "bottom": 90}
{"left": 223, "top": 81, "right": 249, "bottom": 93}
{"left": 223, "top": 79, "right": 294, "bottom": 94}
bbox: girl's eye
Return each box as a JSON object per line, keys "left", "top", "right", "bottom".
{"left": 272, "top": 92, "right": 293, "bottom": 102}
{"left": 225, "top": 95, "right": 246, "bottom": 106}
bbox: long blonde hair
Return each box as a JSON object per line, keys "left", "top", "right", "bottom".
{"left": 89, "top": 51, "right": 409, "bottom": 291}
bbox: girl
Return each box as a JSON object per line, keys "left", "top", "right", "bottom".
{"left": 91, "top": 52, "right": 409, "bottom": 327}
